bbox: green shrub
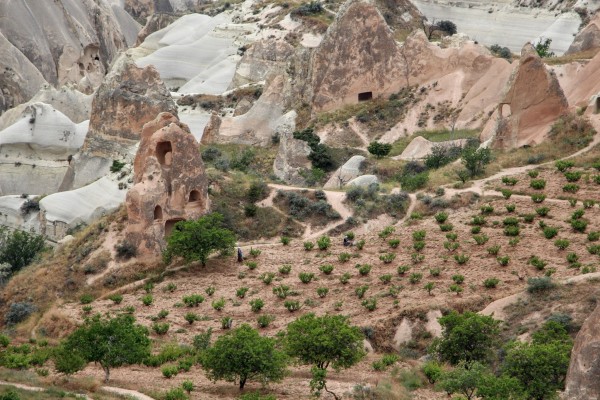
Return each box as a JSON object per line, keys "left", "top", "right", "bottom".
{"left": 528, "top": 170, "right": 539, "bottom": 178}
{"left": 563, "top": 183, "right": 580, "bottom": 193}
{"left": 183, "top": 294, "right": 205, "bottom": 307}
{"left": 571, "top": 218, "right": 588, "bottom": 232}
{"left": 409, "top": 273, "right": 423, "bottom": 284}
{"left": 566, "top": 252, "right": 579, "bottom": 264}
{"left": 429, "top": 268, "right": 441, "bottom": 277}
{"left": 530, "top": 179, "right": 546, "bottom": 190}
{"left": 362, "top": 298, "right": 377, "bottom": 311}
{"left": 529, "top": 256, "right": 548, "bottom": 270}
{"left": 212, "top": 298, "right": 226, "bottom": 311}
{"left": 446, "top": 232, "right": 458, "bottom": 241}
{"left": 249, "top": 299, "right": 264, "bottom": 312}
{"left": 281, "top": 236, "right": 291, "bottom": 245}
{"left": 484, "top": 278, "right": 500, "bottom": 288}
{"left": 338, "top": 252, "right": 351, "bottom": 262}
{"left": 413, "top": 241, "right": 426, "bottom": 251}
{"left": 452, "top": 274, "right": 465, "bottom": 284}
{"left": 221, "top": 316, "right": 233, "bottom": 329}
{"left": 379, "top": 274, "right": 393, "bottom": 284}
{"left": 357, "top": 264, "right": 372, "bottom": 276}
{"left": 284, "top": 300, "right": 301, "bottom": 312}
{"left": 339, "top": 272, "right": 351, "bottom": 284}
{"left": 487, "top": 245, "right": 501, "bottom": 255}
{"left": 439, "top": 223, "right": 453, "bottom": 232}
{"left": 182, "top": 380, "right": 194, "bottom": 394}
{"left": 397, "top": 265, "right": 410, "bottom": 275}
{"left": 588, "top": 231, "right": 600, "bottom": 242}
{"left": 502, "top": 177, "right": 518, "bottom": 186}
{"left": 543, "top": 226, "right": 558, "bottom": 239}
{"left": 355, "top": 239, "right": 366, "bottom": 250}
{"left": 503, "top": 225, "right": 520, "bottom": 236}
{"left": 472, "top": 215, "right": 486, "bottom": 225}
{"left": 379, "top": 226, "right": 395, "bottom": 239}
{"left": 497, "top": 256, "right": 510, "bottom": 266}
{"left": 422, "top": 361, "right": 443, "bottom": 384}
{"left": 257, "top": 315, "right": 274, "bottom": 328}
{"left": 435, "top": 212, "right": 449, "bottom": 223}
{"left": 245, "top": 261, "right": 258, "bottom": 270}
{"left": 535, "top": 207, "right": 550, "bottom": 217}
{"left": 317, "top": 236, "right": 331, "bottom": 250}
{"left": 316, "top": 287, "right": 329, "bottom": 298}
{"left": 303, "top": 241, "right": 314, "bottom": 251}
{"left": 260, "top": 272, "right": 275, "bottom": 285}
{"left": 279, "top": 264, "right": 292, "bottom": 274}
{"left": 449, "top": 284, "right": 463, "bottom": 295}
{"left": 527, "top": 277, "right": 555, "bottom": 293}
{"left": 299, "top": 272, "right": 315, "bottom": 284}
{"left": 523, "top": 213, "right": 535, "bottom": 223}
{"left": 184, "top": 312, "right": 199, "bottom": 325}
{"left": 249, "top": 248, "right": 261, "bottom": 257}
{"left": 555, "top": 160, "right": 574, "bottom": 172}
{"left": 454, "top": 254, "right": 469, "bottom": 264}
{"left": 319, "top": 264, "right": 334, "bottom": 275}
{"left": 480, "top": 204, "right": 494, "bottom": 214}
{"left": 388, "top": 239, "right": 400, "bottom": 248}
{"left": 505, "top": 203, "right": 516, "bottom": 212}
{"left": 108, "top": 294, "right": 123, "bottom": 304}
{"left": 564, "top": 171, "right": 582, "bottom": 182}
{"left": 141, "top": 294, "right": 153, "bottom": 306}
{"left": 473, "top": 234, "right": 489, "bottom": 245}
{"left": 152, "top": 322, "right": 170, "bottom": 335}
{"left": 424, "top": 282, "right": 435, "bottom": 295}
{"left": 379, "top": 253, "right": 396, "bottom": 263}
{"left": 156, "top": 310, "right": 169, "bottom": 320}
{"left": 554, "top": 239, "right": 570, "bottom": 250}
{"left": 355, "top": 285, "right": 369, "bottom": 299}
{"left": 531, "top": 194, "right": 546, "bottom": 203}
{"left": 165, "top": 283, "right": 177, "bottom": 293}
{"left": 80, "top": 294, "right": 94, "bottom": 304}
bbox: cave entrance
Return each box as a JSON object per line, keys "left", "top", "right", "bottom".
{"left": 156, "top": 141, "right": 173, "bottom": 166}
{"left": 595, "top": 97, "right": 600, "bottom": 114}
{"left": 153, "top": 205, "right": 163, "bottom": 221}
{"left": 358, "top": 92, "right": 373, "bottom": 102}
{"left": 165, "top": 218, "right": 185, "bottom": 237}
{"left": 186, "top": 190, "right": 204, "bottom": 212}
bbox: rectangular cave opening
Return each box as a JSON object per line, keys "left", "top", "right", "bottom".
{"left": 358, "top": 91, "right": 373, "bottom": 102}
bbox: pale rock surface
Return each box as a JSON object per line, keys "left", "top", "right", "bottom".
{"left": 482, "top": 44, "right": 568, "bottom": 148}
{"left": 393, "top": 318, "right": 413, "bottom": 350}
{"left": 347, "top": 175, "right": 379, "bottom": 188}
{"left": 559, "top": 49, "right": 600, "bottom": 109}
{"left": 69, "top": 55, "right": 177, "bottom": 190}
{"left": 564, "top": 304, "right": 600, "bottom": 399}
{"left": 567, "top": 12, "right": 600, "bottom": 55}
{"left": 136, "top": 13, "right": 181, "bottom": 46}
{"left": 0, "top": 32, "right": 46, "bottom": 114}
{"left": 0, "top": 0, "right": 140, "bottom": 90}
{"left": 229, "top": 39, "right": 294, "bottom": 89}
{"left": 40, "top": 177, "right": 126, "bottom": 241}
{"left": 0, "top": 103, "right": 88, "bottom": 196}
{"left": 324, "top": 156, "right": 366, "bottom": 189}
{"left": 273, "top": 130, "right": 312, "bottom": 186}
{"left": 0, "top": 196, "right": 42, "bottom": 234}
{"left": 126, "top": 113, "right": 209, "bottom": 255}
{"left": 397, "top": 136, "right": 468, "bottom": 160}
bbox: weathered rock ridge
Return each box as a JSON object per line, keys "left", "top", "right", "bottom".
{"left": 482, "top": 43, "right": 568, "bottom": 148}
{"left": 126, "top": 113, "right": 209, "bottom": 255}
{"left": 564, "top": 303, "right": 600, "bottom": 399}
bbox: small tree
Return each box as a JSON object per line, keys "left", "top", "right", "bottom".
{"left": 0, "top": 227, "right": 45, "bottom": 274}
{"left": 367, "top": 141, "right": 392, "bottom": 159}
{"left": 163, "top": 213, "right": 236, "bottom": 266}
{"left": 430, "top": 311, "right": 500, "bottom": 365}
{"left": 201, "top": 324, "right": 287, "bottom": 390}
{"left": 438, "top": 20, "right": 457, "bottom": 35}
{"left": 284, "top": 314, "right": 365, "bottom": 399}
{"left": 61, "top": 314, "right": 151, "bottom": 382}
{"left": 462, "top": 147, "right": 491, "bottom": 177}
{"left": 534, "top": 37, "right": 555, "bottom": 58}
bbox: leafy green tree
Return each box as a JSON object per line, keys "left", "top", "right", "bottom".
{"left": 0, "top": 227, "right": 45, "bottom": 274}
{"left": 438, "top": 20, "right": 457, "bottom": 35}
{"left": 502, "top": 321, "right": 572, "bottom": 399}
{"left": 430, "top": 311, "right": 500, "bottom": 365}
{"left": 535, "top": 38, "right": 555, "bottom": 58}
{"left": 61, "top": 314, "right": 151, "bottom": 382}
{"left": 440, "top": 361, "right": 524, "bottom": 400}
{"left": 201, "top": 324, "right": 287, "bottom": 389}
{"left": 284, "top": 313, "right": 365, "bottom": 398}
{"left": 367, "top": 141, "right": 392, "bottom": 158}
{"left": 163, "top": 213, "right": 236, "bottom": 266}
{"left": 53, "top": 344, "right": 86, "bottom": 375}
{"left": 462, "top": 146, "right": 491, "bottom": 177}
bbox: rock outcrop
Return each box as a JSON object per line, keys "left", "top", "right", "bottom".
{"left": 564, "top": 304, "right": 600, "bottom": 399}
{"left": 347, "top": 175, "right": 379, "bottom": 187}
{"left": 0, "top": 0, "right": 140, "bottom": 96}
{"left": 126, "top": 113, "right": 209, "bottom": 255}
{"left": 66, "top": 56, "right": 177, "bottom": 190}
{"left": 136, "top": 13, "right": 181, "bottom": 46}
{"left": 324, "top": 155, "right": 366, "bottom": 189}
{"left": 273, "top": 130, "right": 312, "bottom": 186}
{"left": 567, "top": 12, "right": 600, "bottom": 55}
{"left": 310, "top": 0, "right": 406, "bottom": 112}
{"left": 482, "top": 43, "right": 568, "bottom": 148}
{"left": 397, "top": 136, "right": 468, "bottom": 161}
{"left": 229, "top": 39, "right": 294, "bottom": 89}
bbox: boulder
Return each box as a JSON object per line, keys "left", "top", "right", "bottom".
{"left": 483, "top": 43, "right": 568, "bottom": 148}
{"left": 567, "top": 13, "right": 600, "bottom": 55}
{"left": 273, "top": 128, "right": 311, "bottom": 186}
{"left": 136, "top": 13, "right": 181, "bottom": 46}
{"left": 125, "top": 113, "right": 209, "bottom": 256}
{"left": 324, "top": 155, "right": 366, "bottom": 189}
{"left": 347, "top": 175, "right": 379, "bottom": 187}
{"left": 564, "top": 304, "right": 600, "bottom": 399}
{"left": 310, "top": 0, "right": 406, "bottom": 112}
{"left": 397, "top": 136, "right": 468, "bottom": 160}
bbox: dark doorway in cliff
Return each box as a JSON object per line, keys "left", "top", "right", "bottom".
{"left": 154, "top": 205, "right": 163, "bottom": 221}
{"left": 156, "top": 141, "right": 173, "bottom": 166}
{"left": 186, "top": 190, "right": 204, "bottom": 212}
{"left": 165, "top": 218, "right": 185, "bottom": 237}
{"left": 358, "top": 92, "right": 373, "bottom": 102}
{"left": 595, "top": 97, "right": 600, "bottom": 114}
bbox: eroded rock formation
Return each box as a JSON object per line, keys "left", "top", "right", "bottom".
{"left": 310, "top": 0, "right": 406, "bottom": 112}
{"left": 229, "top": 39, "right": 294, "bottom": 89}
{"left": 126, "top": 113, "right": 209, "bottom": 255}
{"left": 273, "top": 130, "right": 312, "bottom": 186}
{"left": 567, "top": 12, "right": 600, "bottom": 55}
{"left": 564, "top": 304, "right": 600, "bottom": 399}
{"left": 482, "top": 43, "right": 568, "bottom": 148}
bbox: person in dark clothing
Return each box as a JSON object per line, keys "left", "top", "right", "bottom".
{"left": 237, "top": 247, "right": 244, "bottom": 262}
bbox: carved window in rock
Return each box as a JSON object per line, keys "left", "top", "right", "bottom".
{"left": 156, "top": 141, "right": 173, "bottom": 166}
{"left": 186, "top": 190, "right": 204, "bottom": 212}
{"left": 596, "top": 97, "right": 600, "bottom": 114}
{"left": 165, "top": 218, "right": 185, "bottom": 237}
{"left": 154, "top": 205, "right": 163, "bottom": 221}
{"left": 358, "top": 92, "right": 373, "bottom": 102}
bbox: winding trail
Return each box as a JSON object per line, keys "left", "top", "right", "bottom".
{"left": 0, "top": 380, "right": 157, "bottom": 400}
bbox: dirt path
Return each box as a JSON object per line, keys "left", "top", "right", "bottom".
{"left": 0, "top": 380, "right": 96, "bottom": 400}
{"left": 102, "top": 386, "right": 156, "bottom": 400}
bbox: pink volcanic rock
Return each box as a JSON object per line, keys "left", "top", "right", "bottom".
{"left": 564, "top": 304, "right": 600, "bottom": 399}
{"left": 484, "top": 43, "right": 568, "bottom": 148}
{"left": 126, "top": 113, "right": 209, "bottom": 256}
